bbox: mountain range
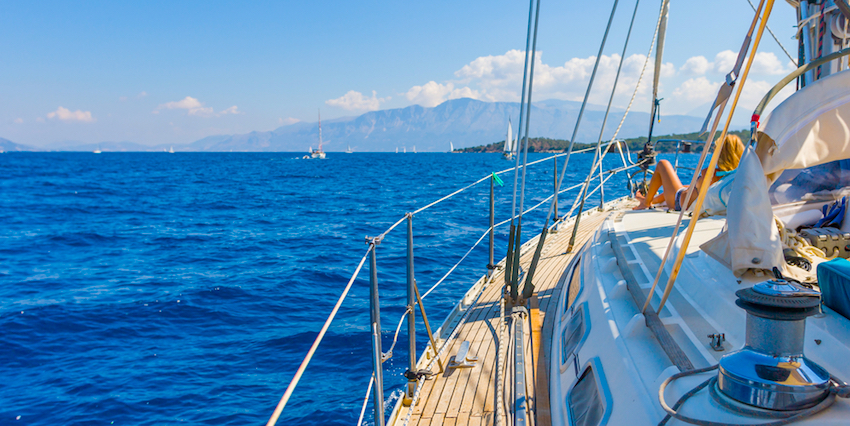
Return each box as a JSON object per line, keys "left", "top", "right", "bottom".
{"left": 5, "top": 98, "right": 742, "bottom": 152}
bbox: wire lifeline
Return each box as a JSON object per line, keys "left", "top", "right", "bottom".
{"left": 265, "top": 246, "right": 372, "bottom": 426}
{"left": 271, "top": 144, "right": 609, "bottom": 423}
{"left": 409, "top": 150, "right": 588, "bottom": 218}
{"left": 419, "top": 181, "right": 586, "bottom": 299}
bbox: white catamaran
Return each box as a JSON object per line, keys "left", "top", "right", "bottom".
{"left": 267, "top": 2, "right": 850, "bottom": 426}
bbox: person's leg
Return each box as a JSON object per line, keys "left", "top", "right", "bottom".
{"left": 634, "top": 168, "right": 663, "bottom": 209}
{"left": 655, "top": 160, "right": 684, "bottom": 208}
{"left": 635, "top": 160, "right": 683, "bottom": 209}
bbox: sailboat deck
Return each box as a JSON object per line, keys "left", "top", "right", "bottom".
{"left": 395, "top": 205, "right": 620, "bottom": 426}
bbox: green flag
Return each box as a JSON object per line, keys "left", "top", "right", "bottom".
{"left": 492, "top": 173, "right": 504, "bottom": 187}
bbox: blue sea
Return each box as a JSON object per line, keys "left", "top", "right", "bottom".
{"left": 0, "top": 151, "right": 696, "bottom": 425}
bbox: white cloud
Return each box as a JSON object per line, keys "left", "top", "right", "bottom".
{"left": 682, "top": 50, "right": 791, "bottom": 76}
{"left": 444, "top": 50, "right": 673, "bottom": 107}
{"left": 680, "top": 56, "right": 710, "bottom": 75}
{"left": 46, "top": 106, "right": 95, "bottom": 123}
{"left": 278, "top": 117, "right": 301, "bottom": 125}
{"left": 404, "top": 82, "right": 481, "bottom": 107}
{"left": 156, "top": 96, "right": 214, "bottom": 117}
{"left": 119, "top": 96, "right": 128, "bottom": 102}
{"left": 325, "top": 90, "right": 388, "bottom": 111}
{"left": 712, "top": 50, "right": 738, "bottom": 73}
{"left": 219, "top": 105, "right": 241, "bottom": 115}
{"left": 13, "top": 118, "right": 23, "bottom": 124}
{"left": 673, "top": 77, "right": 720, "bottom": 101}
{"left": 750, "top": 52, "right": 789, "bottom": 75}
{"left": 155, "top": 97, "right": 240, "bottom": 117}
{"left": 138, "top": 91, "right": 148, "bottom": 98}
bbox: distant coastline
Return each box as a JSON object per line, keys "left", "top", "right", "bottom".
{"left": 454, "top": 129, "right": 750, "bottom": 154}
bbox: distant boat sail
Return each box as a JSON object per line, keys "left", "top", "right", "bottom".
{"left": 450, "top": 141, "right": 454, "bottom": 153}
{"left": 93, "top": 145, "right": 102, "bottom": 154}
{"left": 503, "top": 119, "right": 514, "bottom": 160}
{"left": 346, "top": 145, "right": 353, "bottom": 154}
{"left": 169, "top": 146, "right": 174, "bottom": 153}
{"left": 311, "top": 110, "right": 327, "bottom": 159}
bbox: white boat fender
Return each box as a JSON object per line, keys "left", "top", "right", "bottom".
{"left": 777, "top": 209, "right": 823, "bottom": 230}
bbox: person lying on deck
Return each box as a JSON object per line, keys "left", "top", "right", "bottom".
{"left": 633, "top": 134, "right": 744, "bottom": 211}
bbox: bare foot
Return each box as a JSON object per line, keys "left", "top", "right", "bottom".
{"left": 633, "top": 192, "right": 648, "bottom": 210}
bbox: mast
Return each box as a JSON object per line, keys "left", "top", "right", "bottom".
{"left": 318, "top": 109, "right": 323, "bottom": 152}
{"left": 639, "top": 0, "right": 670, "bottom": 172}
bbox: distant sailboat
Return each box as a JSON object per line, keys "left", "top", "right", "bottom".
{"left": 93, "top": 145, "right": 102, "bottom": 154}
{"left": 450, "top": 141, "right": 454, "bottom": 153}
{"left": 413, "top": 146, "right": 416, "bottom": 154}
{"left": 404, "top": 147, "right": 407, "bottom": 154}
{"left": 503, "top": 119, "right": 515, "bottom": 160}
{"left": 346, "top": 145, "right": 353, "bottom": 154}
{"left": 169, "top": 146, "right": 175, "bottom": 153}
{"left": 311, "top": 110, "right": 327, "bottom": 159}
{"left": 396, "top": 147, "right": 399, "bottom": 153}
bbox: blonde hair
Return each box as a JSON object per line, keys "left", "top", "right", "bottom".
{"left": 717, "top": 134, "right": 744, "bottom": 172}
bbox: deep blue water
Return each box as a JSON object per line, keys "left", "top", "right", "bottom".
{"left": 0, "top": 151, "right": 696, "bottom": 425}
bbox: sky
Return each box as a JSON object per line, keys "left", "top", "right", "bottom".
{"left": 0, "top": 0, "right": 799, "bottom": 147}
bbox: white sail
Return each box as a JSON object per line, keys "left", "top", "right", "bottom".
{"left": 450, "top": 141, "right": 454, "bottom": 152}
{"left": 505, "top": 119, "right": 513, "bottom": 153}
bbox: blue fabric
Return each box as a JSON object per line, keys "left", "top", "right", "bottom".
{"left": 817, "top": 258, "right": 850, "bottom": 320}
{"left": 674, "top": 187, "right": 686, "bottom": 211}
{"left": 814, "top": 196, "right": 846, "bottom": 228}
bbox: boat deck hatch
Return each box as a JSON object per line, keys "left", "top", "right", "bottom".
{"left": 568, "top": 365, "right": 604, "bottom": 426}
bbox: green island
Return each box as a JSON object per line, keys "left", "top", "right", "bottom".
{"left": 455, "top": 129, "right": 750, "bottom": 153}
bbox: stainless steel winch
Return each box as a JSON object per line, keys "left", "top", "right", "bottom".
{"left": 717, "top": 278, "right": 830, "bottom": 411}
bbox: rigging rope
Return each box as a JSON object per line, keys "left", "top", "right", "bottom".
{"left": 642, "top": 0, "right": 768, "bottom": 314}
{"left": 743, "top": 0, "right": 796, "bottom": 64}
{"left": 656, "top": 0, "right": 777, "bottom": 314}
{"left": 496, "top": 289, "right": 508, "bottom": 426}
{"left": 509, "top": 0, "right": 543, "bottom": 301}
{"left": 356, "top": 374, "right": 374, "bottom": 426}
{"left": 567, "top": 0, "right": 642, "bottom": 254}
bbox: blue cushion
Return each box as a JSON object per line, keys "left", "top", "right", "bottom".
{"left": 817, "top": 258, "right": 850, "bottom": 320}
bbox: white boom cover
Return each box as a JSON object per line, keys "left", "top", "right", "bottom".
{"left": 703, "top": 70, "right": 850, "bottom": 276}
{"left": 757, "top": 70, "right": 850, "bottom": 183}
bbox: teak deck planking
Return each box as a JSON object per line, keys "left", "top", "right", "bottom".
{"left": 394, "top": 208, "right": 611, "bottom": 426}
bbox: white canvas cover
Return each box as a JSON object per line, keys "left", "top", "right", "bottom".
{"left": 701, "top": 147, "right": 783, "bottom": 276}
{"left": 702, "top": 69, "right": 850, "bottom": 276}
{"left": 756, "top": 70, "right": 850, "bottom": 183}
